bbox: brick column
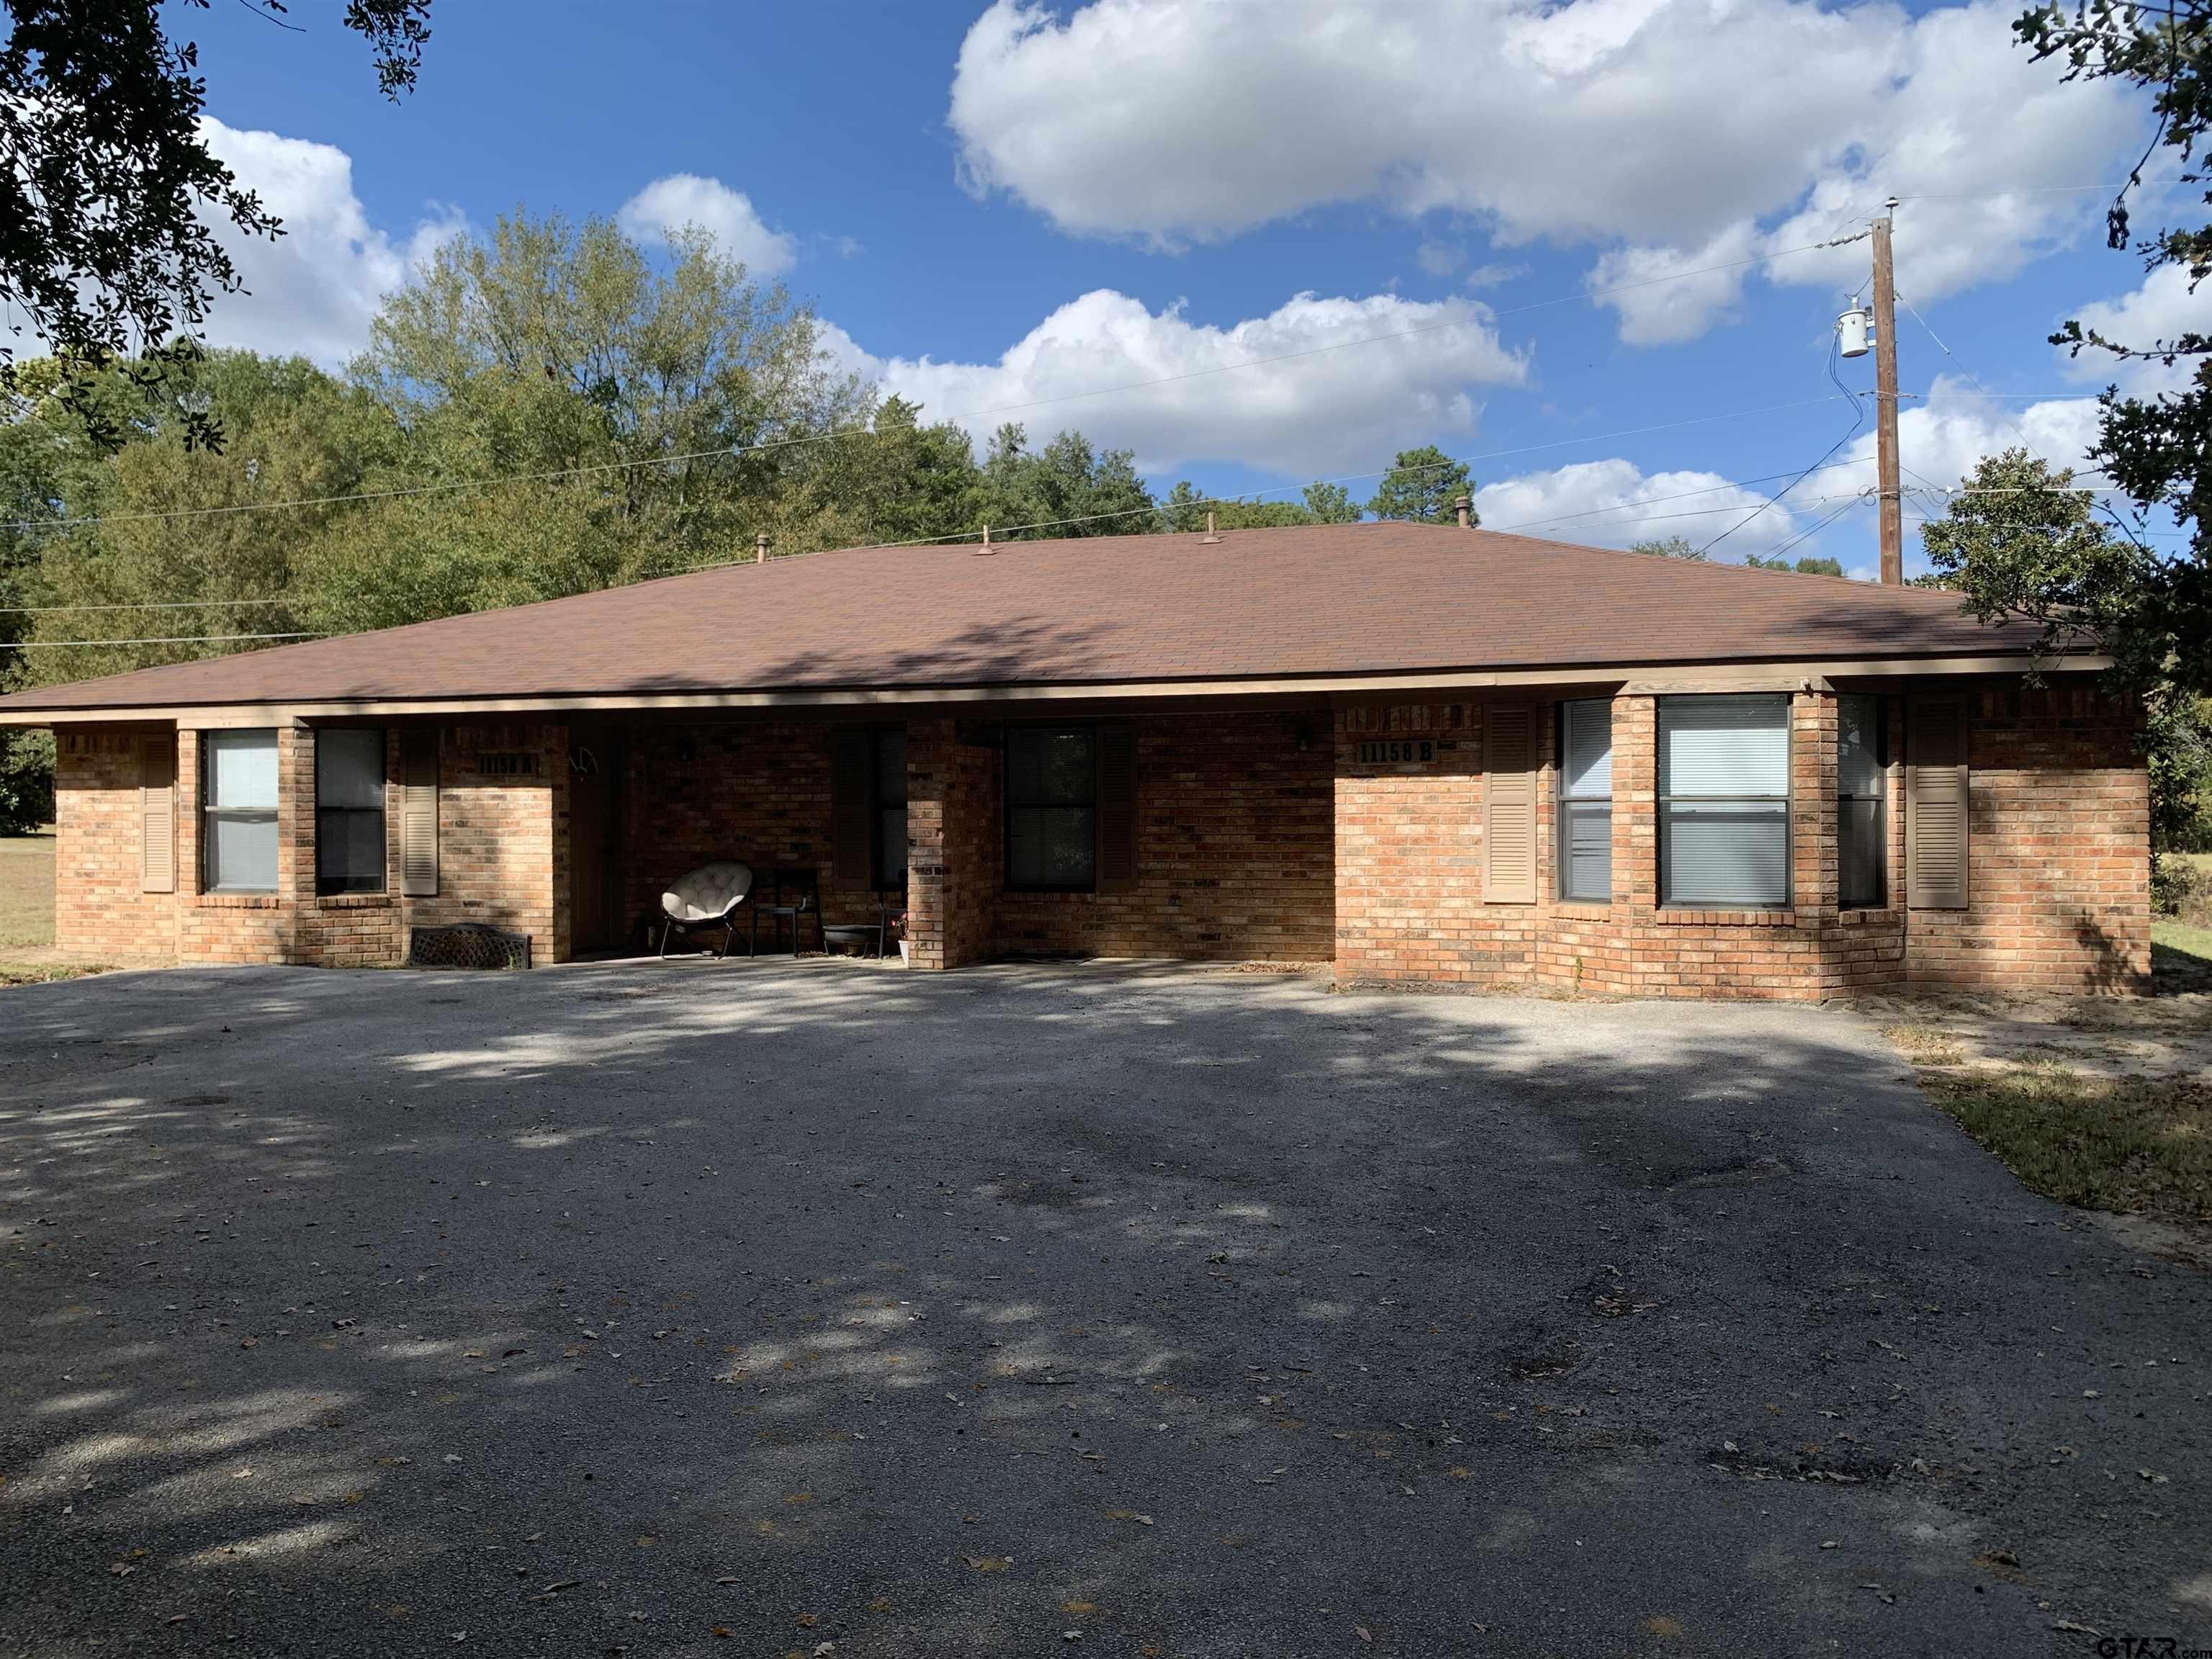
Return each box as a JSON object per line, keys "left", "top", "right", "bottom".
{"left": 905, "top": 719, "right": 998, "bottom": 969}
{"left": 1791, "top": 690, "right": 1838, "bottom": 919}
{"left": 1613, "top": 693, "right": 1657, "bottom": 912}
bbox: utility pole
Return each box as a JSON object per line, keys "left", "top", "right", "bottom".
{"left": 1871, "top": 197, "right": 1903, "bottom": 585}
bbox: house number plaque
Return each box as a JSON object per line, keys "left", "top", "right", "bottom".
{"left": 1356, "top": 739, "right": 1437, "bottom": 765}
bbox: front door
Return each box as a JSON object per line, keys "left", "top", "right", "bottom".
{"left": 567, "top": 725, "right": 624, "bottom": 953}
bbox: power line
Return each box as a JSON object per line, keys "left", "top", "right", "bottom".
{"left": 0, "top": 632, "right": 320, "bottom": 649}
{"left": 1696, "top": 335, "right": 1867, "bottom": 555}
{"left": 0, "top": 233, "right": 1879, "bottom": 540}
{"left": 677, "top": 392, "right": 1870, "bottom": 572}
{"left": 0, "top": 595, "right": 310, "bottom": 614}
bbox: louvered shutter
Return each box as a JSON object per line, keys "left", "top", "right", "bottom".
{"left": 399, "top": 729, "right": 440, "bottom": 899}
{"left": 1485, "top": 706, "right": 1537, "bottom": 904}
{"left": 140, "top": 733, "right": 176, "bottom": 893}
{"left": 1096, "top": 721, "right": 1138, "bottom": 894}
{"left": 1907, "top": 695, "right": 1970, "bottom": 910}
{"left": 832, "top": 728, "right": 872, "bottom": 884}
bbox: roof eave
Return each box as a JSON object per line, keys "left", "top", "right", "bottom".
{"left": 0, "top": 648, "right": 2106, "bottom": 727}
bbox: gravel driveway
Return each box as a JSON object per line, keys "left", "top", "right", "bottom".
{"left": 2, "top": 961, "right": 2206, "bottom": 1657}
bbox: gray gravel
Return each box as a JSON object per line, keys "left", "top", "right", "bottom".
{"left": 1, "top": 959, "right": 2207, "bottom": 1657}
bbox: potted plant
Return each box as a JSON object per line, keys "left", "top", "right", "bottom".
{"left": 891, "top": 909, "right": 910, "bottom": 963}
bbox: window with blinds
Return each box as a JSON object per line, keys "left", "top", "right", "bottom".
{"left": 1658, "top": 694, "right": 1790, "bottom": 908}
{"left": 1838, "top": 695, "right": 1886, "bottom": 908}
{"left": 316, "top": 728, "right": 387, "bottom": 895}
{"left": 1558, "top": 699, "right": 1613, "bottom": 903}
{"left": 203, "top": 729, "right": 279, "bottom": 893}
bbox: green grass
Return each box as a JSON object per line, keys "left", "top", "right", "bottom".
{"left": 2152, "top": 916, "right": 2212, "bottom": 991}
{"left": 1917, "top": 1063, "right": 2212, "bottom": 1224}
{"left": 0, "top": 830, "right": 56, "bottom": 951}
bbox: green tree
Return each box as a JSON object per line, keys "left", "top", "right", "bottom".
{"left": 976, "top": 424, "right": 1154, "bottom": 539}
{"left": 1301, "top": 481, "right": 1360, "bottom": 523}
{"left": 1, "top": 1, "right": 433, "bottom": 446}
{"left": 1744, "top": 552, "right": 1848, "bottom": 576}
{"left": 2011, "top": 0, "right": 2208, "bottom": 691}
{"left": 1920, "top": 449, "right": 2151, "bottom": 665}
{"left": 13, "top": 349, "right": 389, "bottom": 687}
{"left": 1365, "top": 445, "right": 1473, "bottom": 523}
{"left": 1629, "top": 535, "right": 1707, "bottom": 560}
{"left": 1920, "top": 449, "right": 2210, "bottom": 850}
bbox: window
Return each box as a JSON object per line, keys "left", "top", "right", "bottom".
{"left": 317, "top": 728, "right": 387, "bottom": 895}
{"left": 1006, "top": 724, "right": 1095, "bottom": 891}
{"left": 202, "top": 729, "right": 279, "bottom": 892}
{"left": 1558, "top": 699, "right": 1613, "bottom": 902}
{"left": 873, "top": 727, "right": 908, "bottom": 891}
{"left": 1658, "top": 694, "right": 1791, "bottom": 908}
{"left": 1838, "top": 694, "right": 1887, "bottom": 908}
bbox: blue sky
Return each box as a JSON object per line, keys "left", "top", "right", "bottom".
{"left": 176, "top": 0, "right": 2198, "bottom": 576}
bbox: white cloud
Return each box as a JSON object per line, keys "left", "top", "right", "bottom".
{"left": 948, "top": 0, "right": 2144, "bottom": 341}
{"left": 831, "top": 287, "right": 1527, "bottom": 477}
{"left": 1416, "top": 240, "right": 1466, "bottom": 278}
{"left": 1473, "top": 457, "right": 1811, "bottom": 556}
{"left": 1463, "top": 263, "right": 1526, "bottom": 290}
{"left": 616, "top": 174, "right": 796, "bottom": 276}
{"left": 1588, "top": 224, "right": 1760, "bottom": 346}
{"left": 2067, "top": 263, "right": 2207, "bottom": 397}
{"left": 194, "top": 118, "right": 463, "bottom": 367}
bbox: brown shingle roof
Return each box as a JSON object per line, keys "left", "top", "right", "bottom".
{"left": 0, "top": 521, "right": 2041, "bottom": 714}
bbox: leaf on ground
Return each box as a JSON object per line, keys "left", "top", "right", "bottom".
{"left": 963, "top": 1556, "right": 1011, "bottom": 1573}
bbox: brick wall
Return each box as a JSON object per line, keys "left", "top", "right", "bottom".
{"left": 403, "top": 723, "right": 567, "bottom": 965}
{"left": 1334, "top": 683, "right": 2145, "bottom": 999}
{"left": 53, "top": 729, "right": 177, "bottom": 960}
{"left": 1908, "top": 680, "right": 2149, "bottom": 992}
{"left": 992, "top": 711, "right": 1335, "bottom": 961}
{"left": 42, "top": 680, "right": 2146, "bottom": 994}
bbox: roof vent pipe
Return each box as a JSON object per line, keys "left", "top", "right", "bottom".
{"left": 755, "top": 532, "right": 769, "bottom": 565}
{"left": 976, "top": 524, "right": 994, "bottom": 557}
{"left": 1200, "top": 510, "right": 1221, "bottom": 544}
{"left": 1454, "top": 495, "right": 1473, "bottom": 530}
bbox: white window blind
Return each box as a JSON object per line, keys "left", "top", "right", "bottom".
{"left": 1659, "top": 695, "right": 1790, "bottom": 907}
{"left": 1559, "top": 699, "right": 1613, "bottom": 903}
{"left": 204, "top": 729, "right": 279, "bottom": 893}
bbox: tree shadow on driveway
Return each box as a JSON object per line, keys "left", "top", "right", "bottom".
{"left": 1, "top": 961, "right": 2207, "bottom": 1656}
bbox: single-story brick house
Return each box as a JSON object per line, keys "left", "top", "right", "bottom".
{"left": 0, "top": 520, "right": 2149, "bottom": 996}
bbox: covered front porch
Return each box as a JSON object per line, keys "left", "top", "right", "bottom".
{"left": 565, "top": 706, "right": 1339, "bottom": 970}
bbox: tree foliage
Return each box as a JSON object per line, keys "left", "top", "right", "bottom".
{"left": 1629, "top": 535, "right": 1707, "bottom": 560}
{"left": 2013, "top": 0, "right": 2210, "bottom": 688}
{"left": 0, "top": 0, "right": 434, "bottom": 447}
{"left": 1743, "top": 552, "right": 1847, "bottom": 577}
{"left": 1365, "top": 446, "right": 1474, "bottom": 523}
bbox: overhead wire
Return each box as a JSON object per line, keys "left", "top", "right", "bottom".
{"left": 0, "top": 230, "right": 1884, "bottom": 541}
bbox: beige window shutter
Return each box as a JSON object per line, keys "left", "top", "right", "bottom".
{"left": 400, "top": 729, "right": 440, "bottom": 899}
{"left": 1096, "top": 721, "right": 1139, "bottom": 894}
{"left": 1485, "top": 705, "right": 1538, "bottom": 904}
{"left": 139, "top": 732, "right": 176, "bottom": 894}
{"left": 1906, "top": 695, "right": 1970, "bottom": 909}
{"left": 831, "top": 728, "right": 873, "bottom": 884}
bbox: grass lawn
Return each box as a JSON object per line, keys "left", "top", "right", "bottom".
{"left": 1915, "top": 1064, "right": 2212, "bottom": 1224}
{"left": 0, "top": 830, "right": 56, "bottom": 950}
{"left": 2152, "top": 914, "right": 2212, "bottom": 981}
{"left": 0, "top": 830, "right": 100, "bottom": 985}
